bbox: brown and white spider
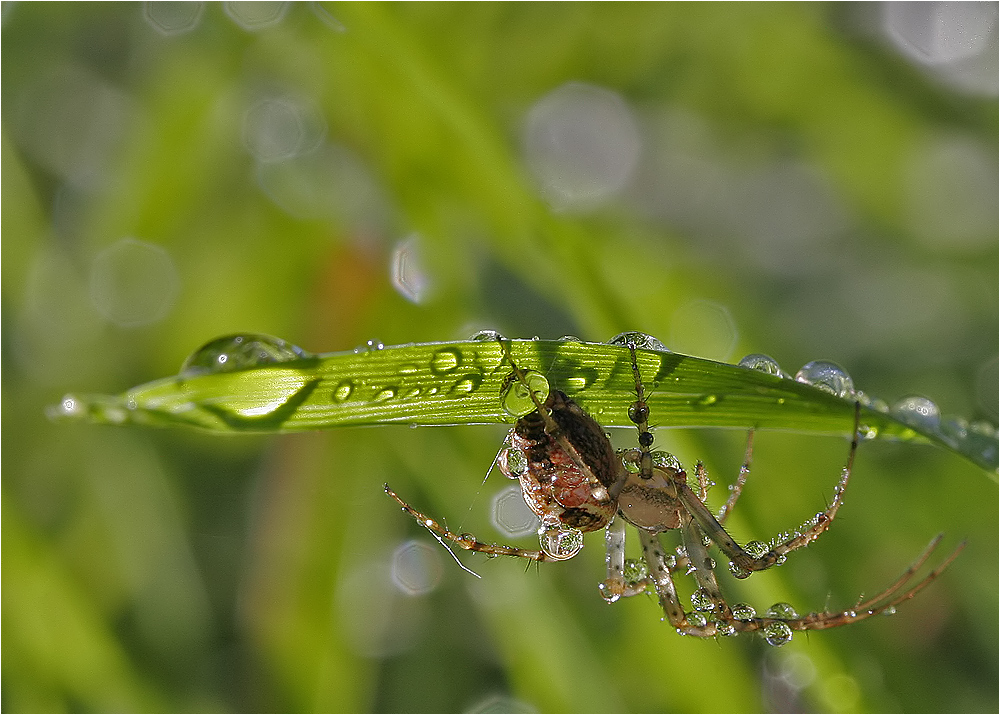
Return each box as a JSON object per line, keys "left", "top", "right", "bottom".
{"left": 385, "top": 338, "right": 963, "bottom": 645}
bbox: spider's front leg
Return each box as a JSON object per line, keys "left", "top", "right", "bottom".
{"left": 384, "top": 484, "right": 579, "bottom": 563}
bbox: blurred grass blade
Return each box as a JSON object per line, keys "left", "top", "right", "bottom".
{"left": 52, "top": 337, "right": 998, "bottom": 471}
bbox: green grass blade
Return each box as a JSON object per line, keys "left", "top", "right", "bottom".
{"left": 51, "top": 337, "right": 997, "bottom": 472}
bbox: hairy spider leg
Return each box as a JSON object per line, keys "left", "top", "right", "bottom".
{"left": 678, "top": 402, "right": 863, "bottom": 578}
{"left": 384, "top": 483, "right": 570, "bottom": 563}
{"left": 497, "top": 337, "right": 619, "bottom": 505}
{"left": 716, "top": 429, "right": 755, "bottom": 524}
{"left": 721, "top": 534, "right": 966, "bottom": 635}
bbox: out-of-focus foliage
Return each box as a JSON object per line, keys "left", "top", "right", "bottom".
{"left": 3, "top": 3, "right": 996, "bottom": 713}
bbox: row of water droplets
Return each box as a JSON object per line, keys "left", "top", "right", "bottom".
{"left": 737, "top": 351, "right": 997, "bottom": 465}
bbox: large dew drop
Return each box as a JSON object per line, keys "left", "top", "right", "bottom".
{"left": 738, "top": 353, "right": 788, "bottom": 378}
{"left": 794, "top": 360, "right": 855, "bottom": 398}
{"left": 180, "top": 334, "right": 309, "bottom": 375}
{"left": 608, "top": 331, "right": 669, "bottom": 352}
{"left": 539, "top": 523, "right": 584, "bottom": 560}
{"left": 501, "top": 370, "right": 550, "bottom": 417}
{"left": 891, "top": 395, "right": 941, "bottom": 431}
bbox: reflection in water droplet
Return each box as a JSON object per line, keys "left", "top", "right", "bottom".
{"left": 891, "top": 395, "right": 941, "bottom": 431}
{"left": 498, "top": 446, "right": 527, "bottom": 479}
{"left": 744, "top": 540, "right": 769, "bottom": 558}
{"left": 181, "top": 333, "right": 309, "bottom": 375}
{"left": 695, "top": 394, "right": 718, "bottom": 407}
{"left": 332, "top": 379, "right": 354, "bottom": 403}
{"left": 398, "top": 363, "right": 419, "bottom": 375}
{"left": 502, "top": 370, "right": 550, "bottom": 417}
{"left": 794, "top": 360, "right": 855, "bottom": 398}
{"left": 691, "top": 587, "right": 716, "bottom": 612}
{"left": 685, "top": 612, "right": 708, "bottom": 628}
{"left": 450, "top": 375, "right": 481, "bottom": 394}
{"left": 763, "top": 621, "right": 793, "bottom": 647}
{"left": 539, "top": 523, "right": 584, "bottom": 560}
{"left": 738, "top": 353, "right": 788, "bottom": 377}
{"left": 430, "top": 348, "right": 461, "bottom": 373}
{"left": 564, "top": 375, "right": 590, "bottom": 391}
{"left": 354, "top": 339, "right": 384, "bottom": 353}
{"left": 608, "top": 331, "right": 669, "bottom": 352}
{"left": 731, "top": 603, "right": 756, "bottom": 620}
{"left": 765, "top": 602, "right": 799, "bottom": 619}
{"left": 373, "top": 387, "right": 397, "bottom": 402}
{"left": 470, "top": 329, "right": 504, "bottom": 342}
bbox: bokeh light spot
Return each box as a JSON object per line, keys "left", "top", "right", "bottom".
{"left": 391, "top": 540, "right": 443, "bottom": 596}
{"left": 144, "top": 1, "right": 204, "bottom": 35}
{"left": 390, "top": 234, "right": 430, "bottom": 304}
{"left": 524, "top": 82, "right": 640, "bottom": 211}
{"left": 490, "top": 484, "right": 539, "bottom": 539}
{"left": 89, "top": 238, "right": 180, "bottom": 328}
{"left": 224, "top": 1, "right": 288, "bottom": 31}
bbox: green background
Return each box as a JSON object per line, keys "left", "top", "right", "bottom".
{"left": 3, "top": 3, "right": 996, "bottom": 712}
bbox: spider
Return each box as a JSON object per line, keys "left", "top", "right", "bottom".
{"left": 385, "top": 338, "right": 964, "bottom": 644}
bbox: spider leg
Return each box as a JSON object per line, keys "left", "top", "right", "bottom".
{"left": 599, "top": 516, "right": 651, "bottom": 602}
{"left": 639, "top": 529, "right": 719, "bottom": 637}
{"left": 681, "top": 515, "right": 734, "bottom": 619}
{"left": 716, "top": 429, "right": 755, "bottom": 524}
{"left": 722, "top": 535, "right": 965, "bottom": 637}
{"left": 385, "top": 484, "right": 569, "bottom": 563}
{"left": 677, "top": 402, "right": 862, "bottom": 577}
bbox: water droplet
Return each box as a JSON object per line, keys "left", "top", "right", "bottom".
{"left": 738, "top": 353, "right": 788, "bottom": 377}
{"left": 691, "top": 587, "right": 716, "bottom": 612}
{"left": 498, "top": 446, "right": 527, "bottom": 478}
{"left": 622, "top": 558, "right": 648, "bottom": 584}
{"left": 470, "top": 329, "right": 504, "bottom": 342}
{"left": 558, "top": 334, "right": 583, "bottom": 342}
{"left": 354, "top": 339, "right": 384, "bottom": 353}
{"left": 539, "top": 523, "right": 583, "bottom": 560}
{"left": 372, "top": 386, "right": 397, "bottom": 402}
{"left": 765, "top": 602, "right": 798, "bottom": 619}
{"left": 729, "top": 562, "right": 750, "bottom": 579}
{"left": 763, "top": 621, "right": 793, "bottom": 647}
{"left": 501, "top": 370, "right": 550, "bottom": 417}
{"left": 608, "top": 331, "right": 669, "bottom": 352}
{"left": 180, "top": 333, "right": 309, "bottom": 375}
{"left": 332, "top": 379, "right": 354, "bottom": 403}
{"left": 695, "top": 394, "right": 718, "bottom": 407}
{"left": 794, "top": 360, "right": 855, "bottom": 398}
{"left": 398, "top": 363, "right": 419, "bottom": 375}
{"left": 430, "top": 348, "right": 461, "bottom": 374}
{"left": 715, "top": 620, "right": 738, "bottom": 637}
{"left": 856, "top": 390, "right": 889, "bottom": 413}
{"left": 685, "top": 612, "right": 708, "bottom": 628}
{"left": 744, "top": 540, "right": 769, "bottom": 558}
{"left": 564, "top": 375, "right": 590, "bottom": 390}
{"left": 651, "top": 451, "right": 683, "bottom": 471}
{"left": 883, "top": 605, "right": 897, "bottom": 616}
{"left": 891, "top": 395, "right": 941, "bottom": 431}
{"left": 450, "top": 375, "right": 481, "bottom": 394}
{"left": 731, "top": 603, "right": 756, "bottom": 620}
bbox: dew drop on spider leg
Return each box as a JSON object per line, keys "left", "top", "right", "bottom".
{"left": 501, "top": 370, "right": 550, "bottom": 417}
{"left": 684, "top": 612, "right": 708, "bottom": 628}
{"left": 765, "top": 602, "right": 798, "bottom": 619}
{"left": 763, "top": 621, "right": 793, "bottom": 647}
{"left": 691, "top": 587, "right": 716, "bottom": 612}
{"left": 731, "top": 603, "right": 756, "bottom": 620}
{"left": 469, "top": 329, "right": 505, "bottom": 341}
{"left": 539, "top": 523, "right": 584, "bottom": 560}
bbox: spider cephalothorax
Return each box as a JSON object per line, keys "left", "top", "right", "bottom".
{"left": 386, "top": 337, "right": 963, "bottom": 645}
